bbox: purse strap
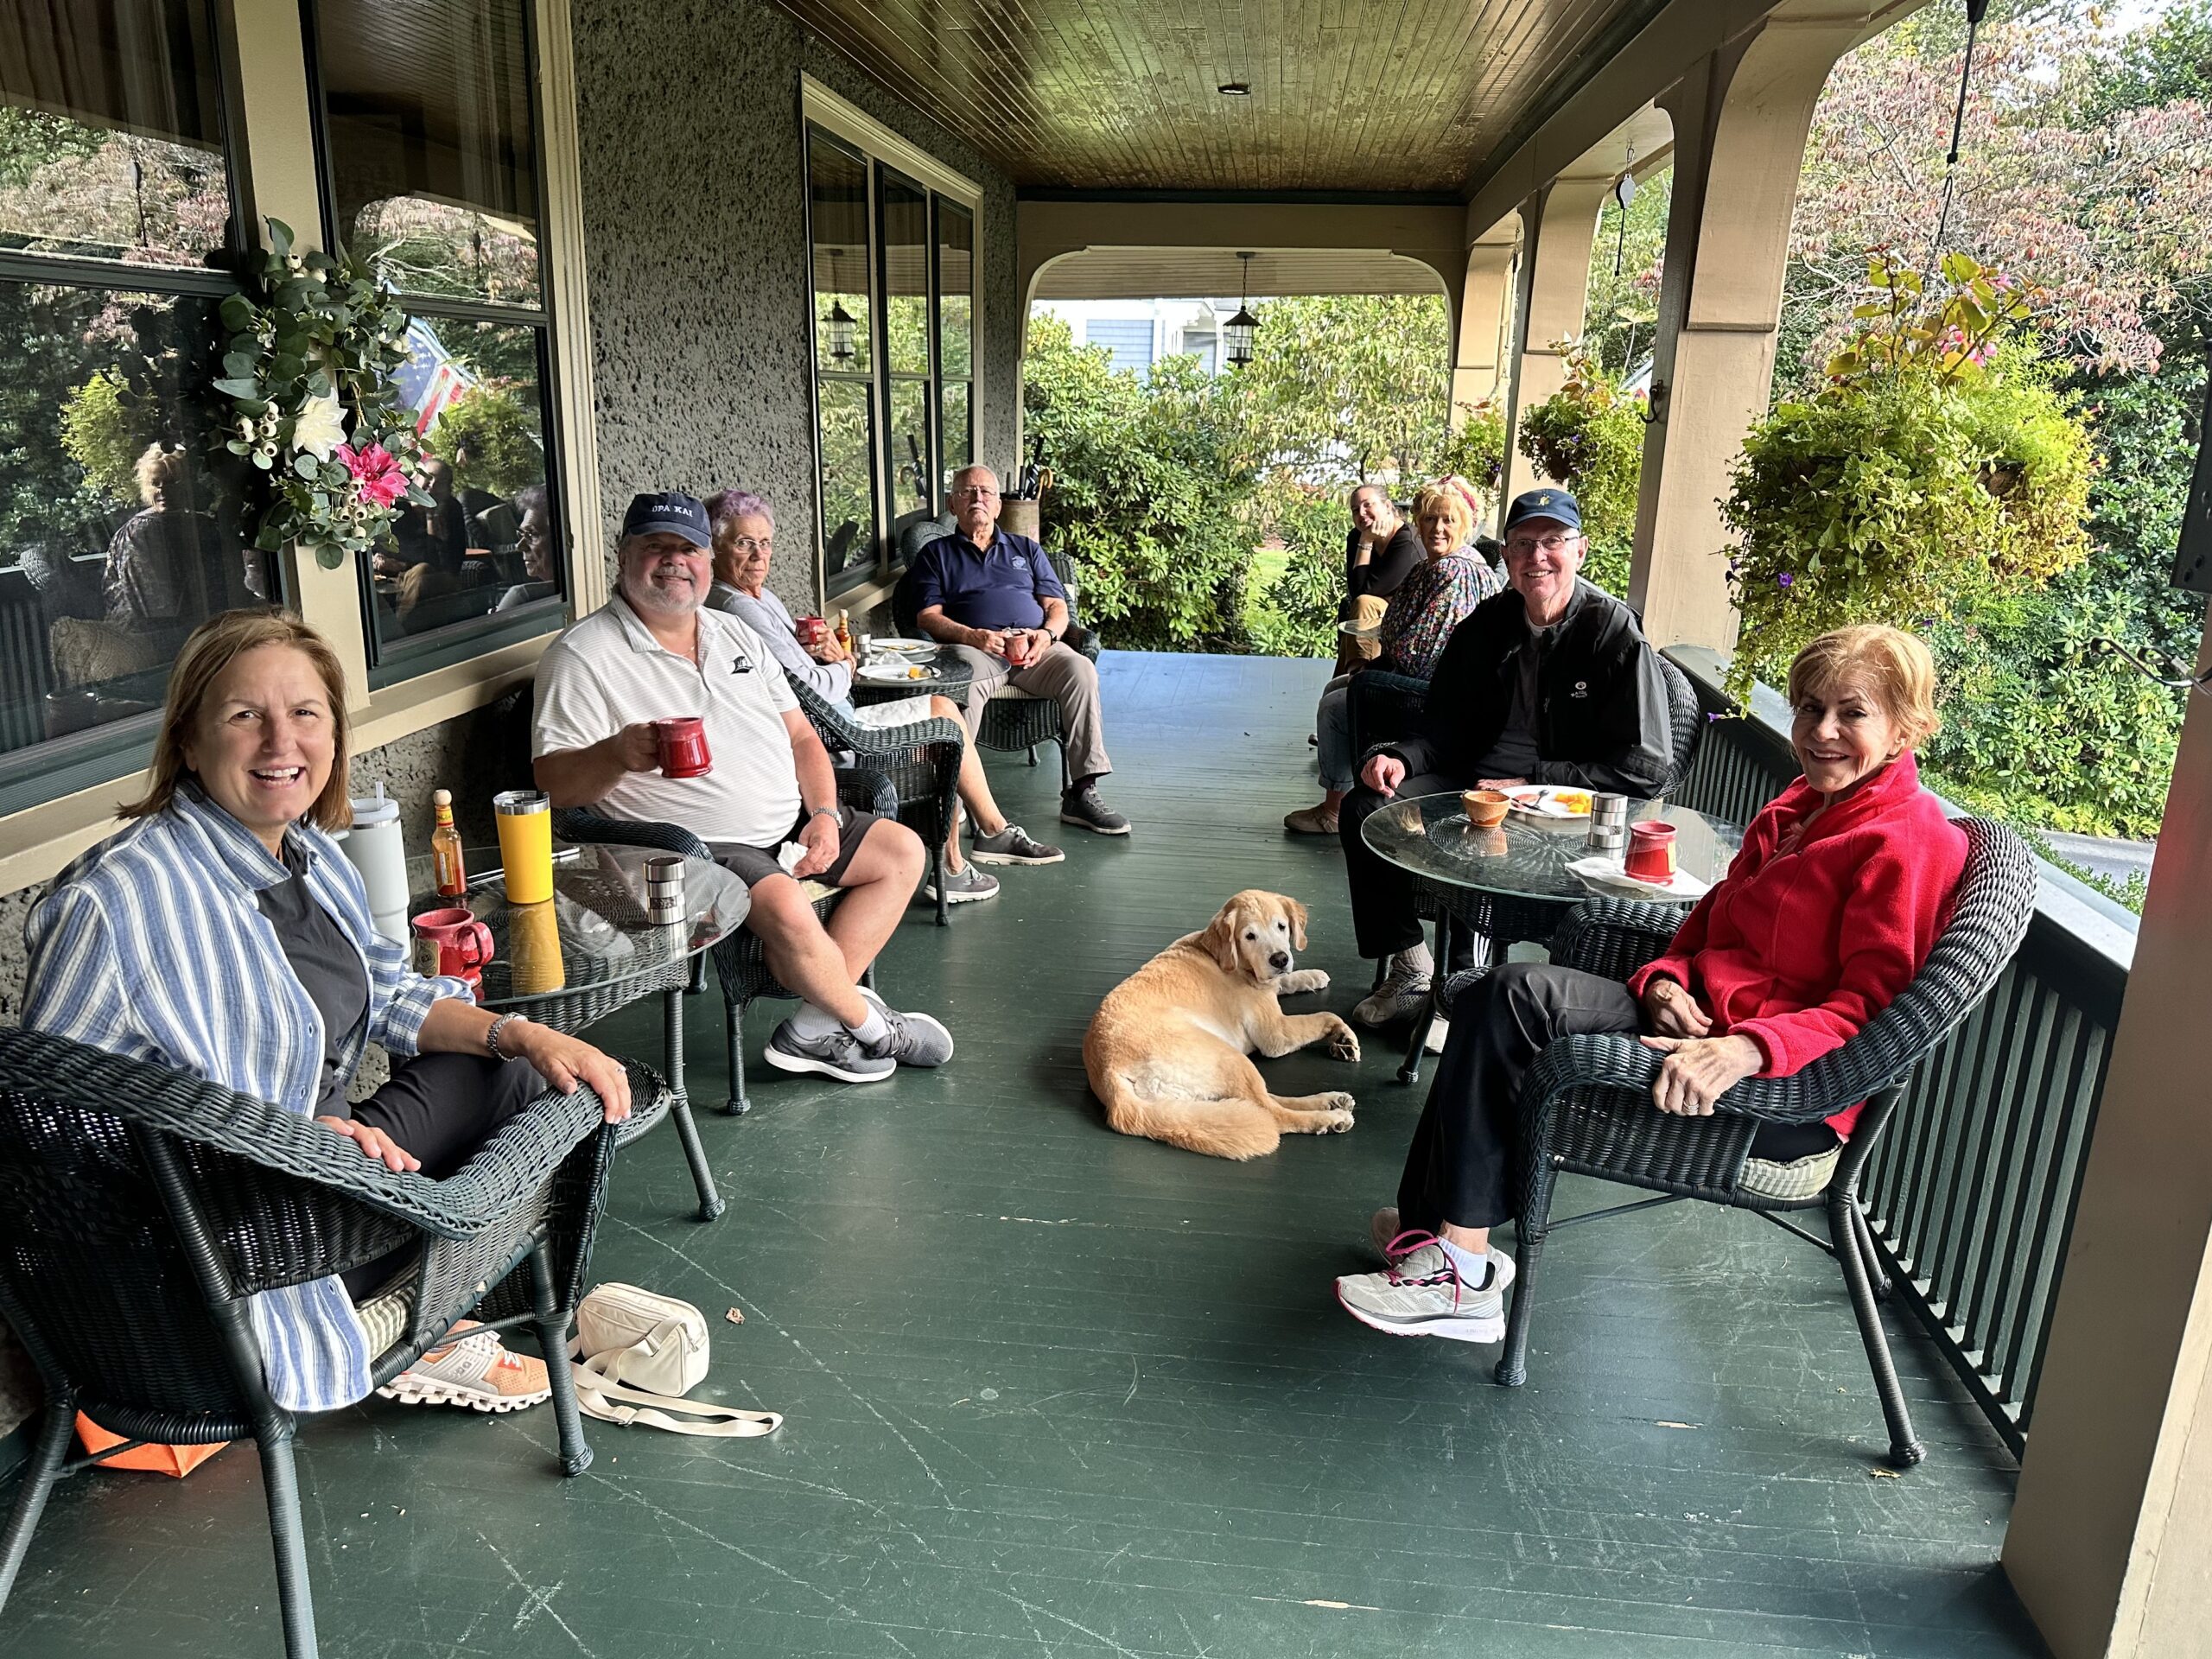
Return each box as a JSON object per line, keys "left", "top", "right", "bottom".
{"left": 569, "top": 1364, "right": 782, "bottom": 1438}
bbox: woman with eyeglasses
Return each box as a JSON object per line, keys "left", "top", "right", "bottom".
{"left": 702, "top": 490, "right": 1061, "bottom": 907}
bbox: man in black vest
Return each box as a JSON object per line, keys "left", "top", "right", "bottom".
{"left": 1340, "top": 488, "right": 1673, "bottom": 1028}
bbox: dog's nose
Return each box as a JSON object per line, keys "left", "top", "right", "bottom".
{"left": 1269, "top": 952, "right": 1291, "bottom": 972}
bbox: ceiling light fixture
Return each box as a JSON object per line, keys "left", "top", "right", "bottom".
{"left": 1225, "top": 252, "right": 1258, "bottom": 367}
{"left": 1217, "top": 81, "right": 1250, "bottom": 97}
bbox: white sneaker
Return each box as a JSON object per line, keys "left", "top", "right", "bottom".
{"left": 1335, "top": 1237, "right": 1516, "bottom": 1344}
{"left": 376, "top": 1323, "right": 550, "bottom": 1412}
{"left": 1352, "top": 953, "right": 1432, "bottom": 1027}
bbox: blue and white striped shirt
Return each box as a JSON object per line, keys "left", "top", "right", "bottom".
{"left": 22, "top": 785, "right": 475, "bottom": 1413}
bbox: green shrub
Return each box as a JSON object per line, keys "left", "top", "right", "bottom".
{"left": 1515, "top": 344, "right": 1642, "bottom": 594}
{"left": 1026, "top": 315, "right": 1255, "bottom": 650}
{"left": 1243, "top": 487, "right": 1345, "bottom": 658}
{"left": 423, "top": 381, "right": 542, "bottom": 499}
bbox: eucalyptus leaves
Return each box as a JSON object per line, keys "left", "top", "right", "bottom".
{"left": 213, "top": 218, "right": 429, "bottom": 569}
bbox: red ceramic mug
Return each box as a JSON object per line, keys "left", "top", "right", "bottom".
{"left": 654, "top": 716, "right": 713, "bottom": 779}
{"left": 410, "top": 906, "right": 493, "bottom": 987}
{"left": 795, "top": 614, "right": 828, "bottom": 649}
{"left": 1624, "top": 821, "right": 1679, "bottom": 885}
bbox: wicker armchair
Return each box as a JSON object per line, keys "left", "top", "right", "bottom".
{"left": 785, "top": 675, "right": 964, "bottom": 925}
{"left": 889, "top": 565, "right": 1103, "bottom": 788}
{"left": 1488, "top": 818, "right": 2037, "bottom": 1466}
{"left": 0, "top": 1027, "right": 659, "bottom": 1658}
{"left": 554, "top": 760, "right": 894, "bottom": 1118}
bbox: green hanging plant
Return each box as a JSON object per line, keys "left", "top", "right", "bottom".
{"left": 1515, "top": 341, "right": 1645, "bottom": 594}
{"left": 1719, "top": 251, "right": 2095, "bottom": 699}
{"left": 210, "top": 217, "right": 429, "bottom": 569}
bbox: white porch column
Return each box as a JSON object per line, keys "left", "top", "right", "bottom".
{"left": 1499, "top": 178, "right": 1610, "bottom": 504}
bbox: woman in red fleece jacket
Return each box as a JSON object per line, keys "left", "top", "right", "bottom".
{"left": 1337, "top": 625, "right": 1967, "bottom": 1345}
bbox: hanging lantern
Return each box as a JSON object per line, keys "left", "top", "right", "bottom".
{"left": 825, "top": 297, "right": 856, "bottom": 365}
{"left": 1225, "top": 252, "right": 1258, "bottom": 367}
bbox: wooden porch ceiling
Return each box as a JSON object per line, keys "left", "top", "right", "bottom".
{"left": 772, "top": 0, "right": 1664, "bottom": 194}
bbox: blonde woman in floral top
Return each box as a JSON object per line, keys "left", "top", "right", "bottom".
{"left": 1286, "top": 482, "right": 1503, "bottom": 836}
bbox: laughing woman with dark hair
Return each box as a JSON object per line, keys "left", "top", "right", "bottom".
{"left": 22, "top": 608, "right": 633, "bottom": 1415}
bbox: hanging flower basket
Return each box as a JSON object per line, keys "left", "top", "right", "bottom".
{"left": 211, "top": 218, "right": 429, "bottom": 570}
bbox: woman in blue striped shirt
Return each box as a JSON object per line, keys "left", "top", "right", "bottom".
{"left": 22, "top": 609, "right": 632, "bottom": 1417}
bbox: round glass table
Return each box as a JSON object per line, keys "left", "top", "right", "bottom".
{"left": 404, "top": 842, "right": 749, "bottom": 1220}
{"left": 1361, "top": 791, "right": 1745, "bottom": 1083}
{"left": 848, "top": 645, "right": 975, "bottom": 706}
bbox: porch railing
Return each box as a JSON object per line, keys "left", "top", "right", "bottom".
{"left": 1665, "top": 646, "right": 2133, "bottom": 1456}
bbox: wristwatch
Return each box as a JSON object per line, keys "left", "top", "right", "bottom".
{"left": 809, "top": 804, "right": 840, "bottom": 823}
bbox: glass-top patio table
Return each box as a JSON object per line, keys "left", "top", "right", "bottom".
{"left": 848, "top": 645, "right": 975, "bottom": 705}
{"left": 405, "top": 842, "right": 748, "bottom": 1220}
{"left": 1361, "top": 791, "right": 1744, "bottom": 1084}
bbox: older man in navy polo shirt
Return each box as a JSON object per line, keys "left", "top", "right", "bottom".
{"left": 910, "top": 465, "right": 1128, "bottom": 835}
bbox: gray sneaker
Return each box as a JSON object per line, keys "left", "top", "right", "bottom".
{"left": 1336, "top": 1239, "right": 1516, "bottom": 1343}
{"left": 1059, "top": 785, "right": 1130, "bottom": 836}
{"left": 923, "top": 861, "right": 1000, "bottom": 904}
{"left": 857, "top": 989, "right": 955, "bottom": 1067}
{"left": 969, "top": 823, "right": 1065, "bottom": 865}
{"left": 1352, "top": 955, "right": 1432, "bottom": 1027}
{"left": 765, "top": 1020, "right": 896, "bottom": 1084}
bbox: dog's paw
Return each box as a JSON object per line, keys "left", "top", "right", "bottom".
{"left": 1327, "top": 1020, "right": 1361, "bottom": 1062}
{"left": 1280, "top": 969, "right": 1330, "bottom": 995}
{"left": 1318, "top": 1094, "right": 1357, "bottom": 1133}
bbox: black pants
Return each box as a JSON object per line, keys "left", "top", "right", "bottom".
{"left": 1395, "top": 963, "right": 1840, "bottom": 1233}
{"left": 1340, "top": 772, "right": 1479, "bottom": 966}
{"left": 338, "top": 1052, "right": 543, "bottom": 1299}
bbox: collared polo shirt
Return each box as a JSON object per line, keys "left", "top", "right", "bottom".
{"left": 909, "top": 529, "right": 1066, "bottom": 631}
{"left": 533, "top": 594, "right": 801, "bottom": 849}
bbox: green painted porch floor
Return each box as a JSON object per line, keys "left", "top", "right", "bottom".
{"left": 3, "top": 652, "right": 2041, "bottom": 1658}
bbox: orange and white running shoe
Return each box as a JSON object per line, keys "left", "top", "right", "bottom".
{"left": 376, "top": 1320, "right": 550, "bottom": 1413}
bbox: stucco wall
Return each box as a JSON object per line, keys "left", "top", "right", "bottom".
{"left": 569, "top": 0, "right": 1020, "bottom": 614}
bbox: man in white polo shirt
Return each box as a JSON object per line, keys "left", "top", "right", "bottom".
{"left": 533, "top": 491, "right": 951, "bottom": 1084}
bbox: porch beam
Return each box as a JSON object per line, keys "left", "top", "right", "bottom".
{"left": 1450, "top": 225, "right": 1518, "bottom": 420}
{"left": 1500, "top": 176, "right": 1610, "bottom": 504}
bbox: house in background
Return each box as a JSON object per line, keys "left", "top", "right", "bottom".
{"left": 1031, "top": 297, "right": 1227, "bottom": 375}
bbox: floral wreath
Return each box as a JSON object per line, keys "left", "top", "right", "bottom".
{"left": 212, "top": 218, "right": 428, "bottom": 570}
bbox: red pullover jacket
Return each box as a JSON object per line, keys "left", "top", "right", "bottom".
{"left": 1624, "top": 752, "right": 1967, "bottom": 1138}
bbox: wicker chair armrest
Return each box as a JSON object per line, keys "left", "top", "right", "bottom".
{"left": 838, "top": 765, "right": 898, "bottom": 817}
{"left": 550, "top": 806, "right": 711, "bottom": 862}
{"left": 10, "top": 1030, "right": 628, "bottom": 1238}
{"left": 1065, "top": 622, "right": 1101, "bottom": 660}
{"left": 1522, "top": 1029, "right": 1875, "bottom": 1130}
{"left": 1550, "top": 899, "right": 1687, "bottom": 981}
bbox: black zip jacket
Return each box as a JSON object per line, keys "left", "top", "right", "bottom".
{"left": 1378, "top": 580, "right": 1673, "bottom": 797}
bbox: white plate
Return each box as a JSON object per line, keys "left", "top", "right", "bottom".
{"left": 1503, "top": 785, "right": 1594, "bottom": 821}
{"left": 1567, "top": 855, "right": 1711, "bottom": 902}
{"left": 857, "top": 661, "right": 936, "bottom": 683}
{"left": 869, "top": 637, "right": 936, "bottom": 655}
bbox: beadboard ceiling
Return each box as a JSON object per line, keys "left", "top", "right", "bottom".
{"left": 769, "top": 0, "right": 1662, "bottom": 194}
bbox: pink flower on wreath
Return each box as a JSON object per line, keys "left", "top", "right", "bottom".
{"left": 337, "top": 442, "right": 408, "bottom": 509}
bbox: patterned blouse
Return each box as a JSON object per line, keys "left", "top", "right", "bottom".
{"left": 1376, "top": 550, "right": 1505, "bottom": 680}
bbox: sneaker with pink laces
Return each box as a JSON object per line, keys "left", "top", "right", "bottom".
{"left": 1335, "top": 1235, "right": 1516, "bottom": 1344}
{"left": 377, "top": 1321, "right": 551, "bottom": 1413}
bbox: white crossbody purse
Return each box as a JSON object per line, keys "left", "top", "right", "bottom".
{"left": 568, "top": 1282, "right": 781, "bottom": 1438}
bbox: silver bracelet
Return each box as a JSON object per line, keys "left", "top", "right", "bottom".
{"left": 486, "top": 1013, "right": 522, "bottom": 1061}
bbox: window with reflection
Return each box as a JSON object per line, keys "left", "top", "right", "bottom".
{"left": 0, "top": 2, "right": 254, "bottom": 791}
{"left": 804, "top": 121, "right": 979, "bottom": 595}
{"left": 308, "top": 0, "right": 566, "bottom": 672}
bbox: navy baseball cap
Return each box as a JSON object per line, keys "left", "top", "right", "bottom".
{"left": 1502, "top": 488, "right": 1583, "bottom": 535}
{"left": 621, "top": 491, "right": 711, "bottom": 549}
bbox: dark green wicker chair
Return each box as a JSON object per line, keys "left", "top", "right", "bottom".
{"left": 1486, "top": 818, "right": 2037, "bottom": 1466}
{"left": 785, "top": 676, "right": 963, "bottom": 925}
{"left": 552, "top": 758, "right": 894, "bottom": 1118}
{"left": 0, "top": 1027, "right": 658, "bottom": 1658}
{"left": 889, "top": 560, "right": 1103, "bottom": 789}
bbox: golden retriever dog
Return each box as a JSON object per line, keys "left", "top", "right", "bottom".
{"left": 1084, "top": 890, "right": 1361, "bottom": 1160}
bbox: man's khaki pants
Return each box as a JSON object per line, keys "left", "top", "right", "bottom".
{"left": 945, "top": 641, "right": 1112, "bottom": 784}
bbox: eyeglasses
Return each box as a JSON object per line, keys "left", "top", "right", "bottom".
{"left": 954, "top": 486, "right": 998, "bottom": 499}
{"left": 724, "top": 536, "right": 772, "bottom": 555}
{"left": 1504, "top": 531, "right": 1580, "bottom": 557}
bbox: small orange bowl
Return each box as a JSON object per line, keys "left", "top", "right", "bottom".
{"left": 1462, "top": 788, "right": 1510, "bottom": 829}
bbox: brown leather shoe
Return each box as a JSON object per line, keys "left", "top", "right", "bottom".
{"left": 1283, "top": 803, "right": 1340, "bottom": 836}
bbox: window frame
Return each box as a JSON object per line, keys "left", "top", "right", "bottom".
{"left": 300, "top": 0, "right": 575, "bottom": 683}
{"left": 799, "top": 78, "right": 982, "bottom": 609}
{"left": 0, "top": 0, "right": 253, "bottom": 814}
